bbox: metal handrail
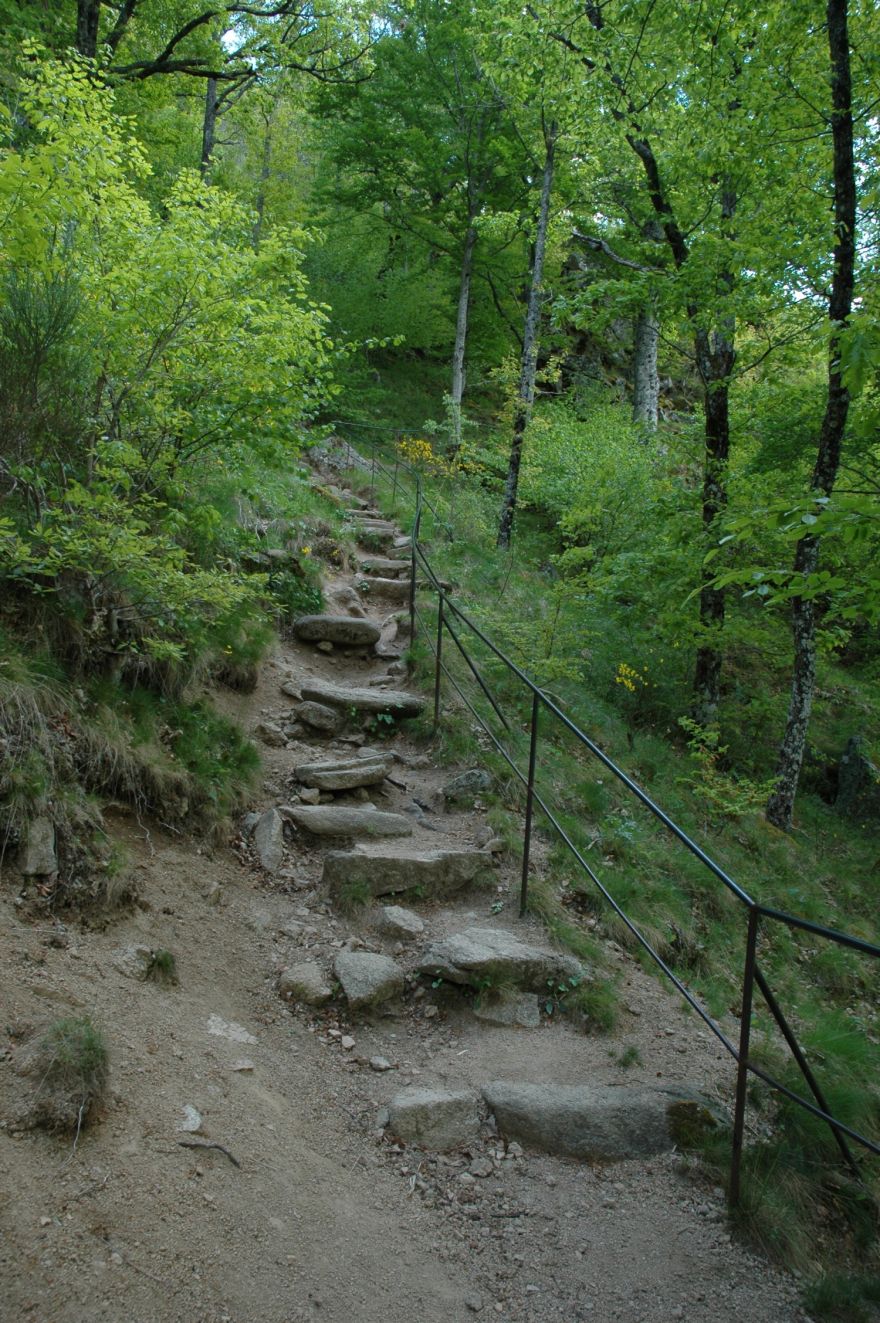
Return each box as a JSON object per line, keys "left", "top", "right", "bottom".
{"left": 345, "top": 433, "right": 880, "bottom": 1201}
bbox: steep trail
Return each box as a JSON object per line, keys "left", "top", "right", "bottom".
{"left": 0, "top": 462, "right": 811, "bottom": 1323}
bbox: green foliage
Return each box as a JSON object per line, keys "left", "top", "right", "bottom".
{"left": 146, "top": 949, "right": 178, "bottom": 987}
{"left": 32, "top": 1016, "right": 109, "bottom": 1133}
{"left": 803, "top": 1273, "right": 880, "bottom": 1323}
{"left": 676, "top": 717, "right": 777, "bottom": 823}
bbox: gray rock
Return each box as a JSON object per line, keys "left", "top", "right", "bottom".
{"left": 241, "top": 812, "right": 261, "bottom": 837}
{"left": 417, "top": 927, "right": 583, "bottom": 993}
{"left": 294, "top": 701, "right": 344, "bottom": 733}
{"left": 327, "top": 585, "right": 367, "bottom": 619}
{"left": 375, "top": 905, "right": 425, "bottom": 939}
{"left": 112, "top": 944, "right": 153, "bottom": 981}
{"left": 294, "top": 616, "right": 381, "bottom": 646}
{"left": 288, "top": 807, "right": 413, "bottom": 839}
{"left": 360, "top": 576, "right": 410, "bottom": 601}
{"left": 370, "top": 1056, "right": 393, "bottom": 1072}
{"left": 295, "top": 754, "right": 392, "bottom": 791}
{"left": 18, "top": 816, "right": 57, "bottom": 875}
{"left": 254, "top": 808, "right": 285, "bottom": 872}
{"left": 298, "top": 786, "right": 321, "bottom": 805}
{"left": 359, "top": 556, "right": 412, "bottom": 577}
{"left": 334, "top": 951, "right": 404, "bottom": 1010}
{"left": 387, "top": 1088, "right": 481, "bottom": 1151}
{"left": 322, "top": 849, "right": 491, "bottom": 899}
{"left": 278, "top": 962, "right": 333, "bottom": 1006}
{"left": 300, "top": 680, "right": 424, "bottom": 718}
{"left": 473, "top": 992, "right": 543, "bottom": 1029}
{"left": 316, "top": 640, "right": 334, "bottom": 654}
{"left": 482, "top": 1081, "right": 720, "bottom": 1161}
{"left": 443, "top": 769, "right": 493, "bottom": 805}
{"left": 255, "top": 720, "right": 287, "bottom": 748}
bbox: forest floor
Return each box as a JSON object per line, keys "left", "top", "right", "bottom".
{"left": 0, "top": 480, "right": 816, "bottom": 1323}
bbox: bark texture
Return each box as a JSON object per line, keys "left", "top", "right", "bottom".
{"left": 200, "top": 77, "right": 219, "bottom": 178}
{"left": 450, "top": 222, "right": 477, "bottom": 455}
{"left": 497, "top": 123, "right": 556, "bottom": 549}
{"left": 766, "top": 0, "right": 855, "bottom": 829}
{"left": 76, "top": 0, "right": 101, "bottom": 57}
{"left": 632, "top": 305, "right": 659, "bottom": 430}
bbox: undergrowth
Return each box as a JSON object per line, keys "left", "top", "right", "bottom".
{"left": 354, "top": 420, "right": 880, "bottom": 1298}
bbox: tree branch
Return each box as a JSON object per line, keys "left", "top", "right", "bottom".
{"left": 571, "top": 227, "right": 665, "bottom": 274}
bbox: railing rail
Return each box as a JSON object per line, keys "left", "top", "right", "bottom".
{"left": 332, "top": 428, "right": 880, "bottom": 1203}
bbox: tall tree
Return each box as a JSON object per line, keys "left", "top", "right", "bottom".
{"left": 766, "top": 0, "right": 857, "bottom": 829}
{"left": 497, "top": 118, "right": 557, "bottom": 547}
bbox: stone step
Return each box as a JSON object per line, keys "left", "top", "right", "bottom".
{"left": 285, "top": 806, "right": 413, "bottom": 839}
{"left": 361, "top": 576, "right": 411, "bottom": 601}
{"left": 358, "top": 556, "right": 412, "bottom": 576}
{"left": 482, "top": 1081, "right": 720, "bottom": 1162}
{"left": 416, "top": 927, "right": 583, "bottom": 993}
{"left": 294, "top": 754, "right": 393, "bottom": 791}
{"left": 292, "top": 615, "right": 381, "bottom": 646}
{"left": 322, "top": 848, "right": 492, "bottom": 899}
{"left": 300, "top": 679, "right": 424, "bottom": 718}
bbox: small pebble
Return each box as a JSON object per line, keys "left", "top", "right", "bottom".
{"left": 341, "top": 1035, "right": 356, "bottom": 1051}
{"left": 369, "top": 1056, "right": 392, "bottom": 1072}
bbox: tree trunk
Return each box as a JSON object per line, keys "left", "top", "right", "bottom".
{"left": 200, "top": 77, "right": 218, "bottom": 178}
{"left": 497, "top": 122, "right": 557, "bottom": 549}
{"left": 632, "top": 304, "right": 659, "bottom": 430}
{"left": 76, "top": 0, "right": 101, "bottom": 57}
{"left": 766, "top": 0, "right": 855, "bottom": 830}
{"left": 449, "top": 221, "right": 477, "bottom": 456}
{"left": 691, "top": 329, "right": 733, "bottom": 725}
{"left": 253, "top": 115, "right": 273, "bottom": 250}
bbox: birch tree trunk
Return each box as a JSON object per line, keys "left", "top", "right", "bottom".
{"left": 766, "top": 0, "right": 855, "bottom": 829}
{"left": 632, "top": 304, "right": 659, "bottom": 430}
{"left": 253, "top": 115, "right": 273, "bottom": 250}
{"left": 497, "top": 122, "right": 557, "bottom": 549}
{"left": 449, "top": 220, "right": 477, "bottom": 456}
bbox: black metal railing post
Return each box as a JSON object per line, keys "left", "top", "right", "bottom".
{"left": 520, "top": 691, "right": 541, "bottom": 917}
{"left": 409, "top": 487, "right": 419, "bottom": 641}
{"left": 433, "top": 594, "right": 444, "bottom": 730}
{"left": 730, "top": 906, "right": 760, "bottom": 1207}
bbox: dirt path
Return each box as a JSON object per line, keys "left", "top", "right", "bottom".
{"left": 0, "top": 482, "right": 813, "bottom": 1323}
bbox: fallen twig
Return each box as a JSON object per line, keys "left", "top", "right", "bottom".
{"left": 177, "top": 1139, "right": 241, "bottom": 1168}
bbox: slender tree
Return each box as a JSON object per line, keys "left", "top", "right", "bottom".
{"left": 766, "top": 0, "right": 856, "bottom": 829}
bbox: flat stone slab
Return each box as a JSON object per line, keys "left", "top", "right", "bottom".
{"left": 375, "top": 905, "right": 425, "bottom": 939}
{"left": 322, "top": 849, "right": 492, "bottom": 899}
{"left": 387, "top": 1088, "right": 481, "bottom": 1150}
{"left": 473, "top": 992, "right": 543, "bottom": 1029}
{"left": 278, "top": 962, "right": 333, "bottom": 1006}
{"left": 482, "top": 1082, "right": 720, "bottom": 1162}
{"left": 361, "top": 576, "right": 410, "bottom": 599}
{"left": 295, "top": 754, "right": 392, "bottom": 791}
{"left": 417, "top": 927, "right": 583, "bottom": 992}
{"left": 293, "top": 700, "right": 344, "bottom": 733}
{"left": 358, "top": 556, "right": 411, "bottom": 576}
{"left": 300, "top": 680, "right": 424, "bottom": 718}
{"left": 334, "top": 951, "right": 404, "bottom": 1010}
{"left": 293, "top": 614, "right": 380, "bottom": 646}
{"left": 287, "top": 807, "right": 413, "bottom": 839}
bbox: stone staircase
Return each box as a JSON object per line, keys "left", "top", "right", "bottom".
{"left": 245, "top": 492, "right": 723, "bottom": 1172}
